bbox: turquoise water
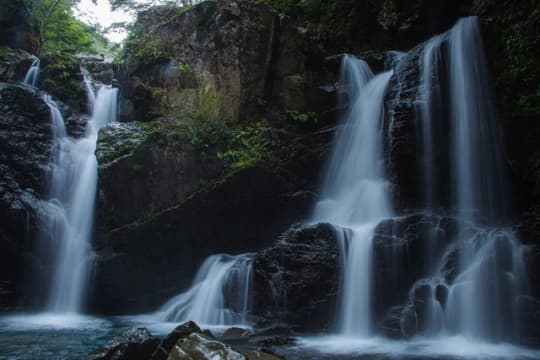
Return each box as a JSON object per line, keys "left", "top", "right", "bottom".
{"left": 1, "top": 314, "right": 539, "bottom": 360}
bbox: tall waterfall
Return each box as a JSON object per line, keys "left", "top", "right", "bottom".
{"left": 311, "top": 17, "right": 530, "bottom": 344}
{"left": 312, "top": 55, "right": 393, "bottom": 336}
{"left": 23, "top": 58, "right": 40, "bottom": 87}
{"left": 39, "top": 77, "right": 118, "bottom": 313}
{"left": 411, "top": 17, "right": 528, "bottom": 341}
{"left": 155, "top": 254, "right": 254, "bottom": 326}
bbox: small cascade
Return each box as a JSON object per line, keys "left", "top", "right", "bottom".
{"left": 312, "top": 55, "right": 394, "bottom": 337}
{"left": 81, "top": 68, "right": 96, "bottom": 113}
{"left": 37, "top": 75, "right": 118, "bottom": 313}
{"left": 156, "top": 254, "right": 254, "bottom": 326}
{"left": 23, "top": 58, "right": 40, "bottom": 87}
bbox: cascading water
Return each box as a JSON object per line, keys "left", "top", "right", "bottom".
{"left": 155, "top": 253, "right": 254, "bottom": 326}
{"left": 416, "top": 34, "right": 444, "bottom": 209}
{"left": 309, "top": 16, "right": 532, "bottom": 346}
{"left": 23, "top": 58, "right": 40, "bottom": 87}
{"left": 312, "top": 55, "right": 394, "bottom": 336}
{"left": 39, "top": 76, "right": 118, "bottom": 313}
{"left": 400, "top": 17, "right": 529, "bottom": 341}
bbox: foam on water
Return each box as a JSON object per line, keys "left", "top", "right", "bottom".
{"left": 293, "top": 336, "right": 540, "bottom": 359}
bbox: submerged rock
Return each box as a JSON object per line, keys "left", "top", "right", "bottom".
{"left": 86, "top": 327, "right": 160, "bottom": 360}
{"left": 251, "top": 223, "right": 340, "bottom": 331}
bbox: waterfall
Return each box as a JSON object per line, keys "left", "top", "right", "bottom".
{"left": 155, "top": 253, "right": 254, "bottom": 326}
{"left": 404, "top": 17, "right": 529, "bottom": 341}
{"left": 312, "top": 55, "right": 393, "bottom": 336}
{"left": 38, "top": 76, "right": 118, "bottom": 313}
{"left": 309, "top": 16, "right": 530, "bottom": 344}
{"left": 416, "top": 34, "right": 444, "bottom": 209}
{"left": 23, "top": 58, "right": 40, "bottom": 87}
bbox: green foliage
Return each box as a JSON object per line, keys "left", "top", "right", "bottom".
{"left": 120, "top": 21, "right": 170, "bottom": 64}
{"left": 218, "top": 121, "right": 276, "bottom": 169}
{"left": 177, "top": 60, "right": 192, "bottom": 71}
{"left": 478, "top": 0, "right": 540, "bottom": 120}
{"left": 15, "top": 0, "right": 97, "bottom": 54}
{"left": 40, "top": 51, "right": 83, "bottom": 99}
{"left": 286, "top": 110, "right": 318, "bottom": 125}
{"left": 187, "top": 116, "right": 230, "bottom": 149}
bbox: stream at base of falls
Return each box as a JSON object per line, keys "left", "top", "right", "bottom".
{"left": 1, "top": 316, "right": 539, "bottom": 360}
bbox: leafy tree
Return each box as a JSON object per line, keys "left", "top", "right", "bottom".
{"left": 2, "top": 0, "right": 97, "bottom": 55}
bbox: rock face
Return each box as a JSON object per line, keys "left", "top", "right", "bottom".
{"left": 371, "top": 213, "right": 461, "bottom": 320}
{"left": 0, "top": 47, "right": 35, "bottom": 83}
{"left": 383, "top": 42, "right": 452, "bottom": 212}
{"left": 86, "top": 327, "right": 160, "bottom": 360}
{"left": 76, "top": 53, "right": 114, "bottom": 85}
{"left": 90, "top": 166, "right": 314, "bottom": 314}
{"left": 0, "top": 82, "right": 54, "bottom": 308}
{"left": 116, "top": 0, "right": 332, "bottom": 123}
{"left": 251, "top": 223, "right": 340, "bottom": 331}
{"left": 96, "top": 121, "right": 223, "bottom": 231}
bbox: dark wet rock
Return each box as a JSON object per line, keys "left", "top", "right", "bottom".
{"left": 221, "top": 327, "right": 251, "bottom": 341}
{"left": 380, "top": 305, "right": 418, "bottom": 339}
{"left": 168, "top": 332, "right": 244, "bottom": 360}
{"left": 383, "top": 40, "right": 452, "bottom": 213}
{"left": 371, "top": 214, "right": 463, "bottom": 318}
{"left": 248, "top": 335, "right": 296, "bottom": 348}
{"left": 76, "top": 53, "right": 114, "bottom": 85}
{"left": 86, "top": 327, "right": 160, "bottom": 360}
{"left": 96, "top": 121, "right": 223, "bottom": 232}
{"left": 65, "top": 113, "right": 90, "bottom": 138}
{"left": 0, "top": 47, "right": 35, "bottom": 83}
{"left": 251, "top": 223, "right": 340, "bottom": 332}
{"left": 39, "top": 52, "right": 86, "bottom": 112}
{"left": 0, "top": 82, "right": 53, "bottom": 191}
{"left": 515, "top": 295, "right": 540, "bottom": 346}
{"left": 151, "top": 321, "right": 201, "bottom": 360}
{"left": 91, "top": 166, "right": 314, "bottom": 314}
{"left": 242, "top": 349, "right": 283, "bottom": 360}
{"left": 0, "top": 82, "right": 55, "bottom": 308}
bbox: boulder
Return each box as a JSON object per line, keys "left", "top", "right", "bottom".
{"left": 86, "top": 327, "right": 160, "bottom": 360}
{"left": 151, "top": 321, "right": 201, "bottom": 360}
{"left": 251, "top": 223, "right": 340, "bottom": 331}
{"left": 168, "top": 332, "right": 244, "bottom": 360}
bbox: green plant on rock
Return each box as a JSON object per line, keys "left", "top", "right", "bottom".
{"left": 187, "top": 114, "right": 230, "bottom": 149}
{"left": 184, "top": 87, "right": 230, "bottom": 148}
{"left": 286, "top": 110, "right": 319, "bottom": 125}
{"left": 218, "top": 120, "right": 277, "bottom": 169}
